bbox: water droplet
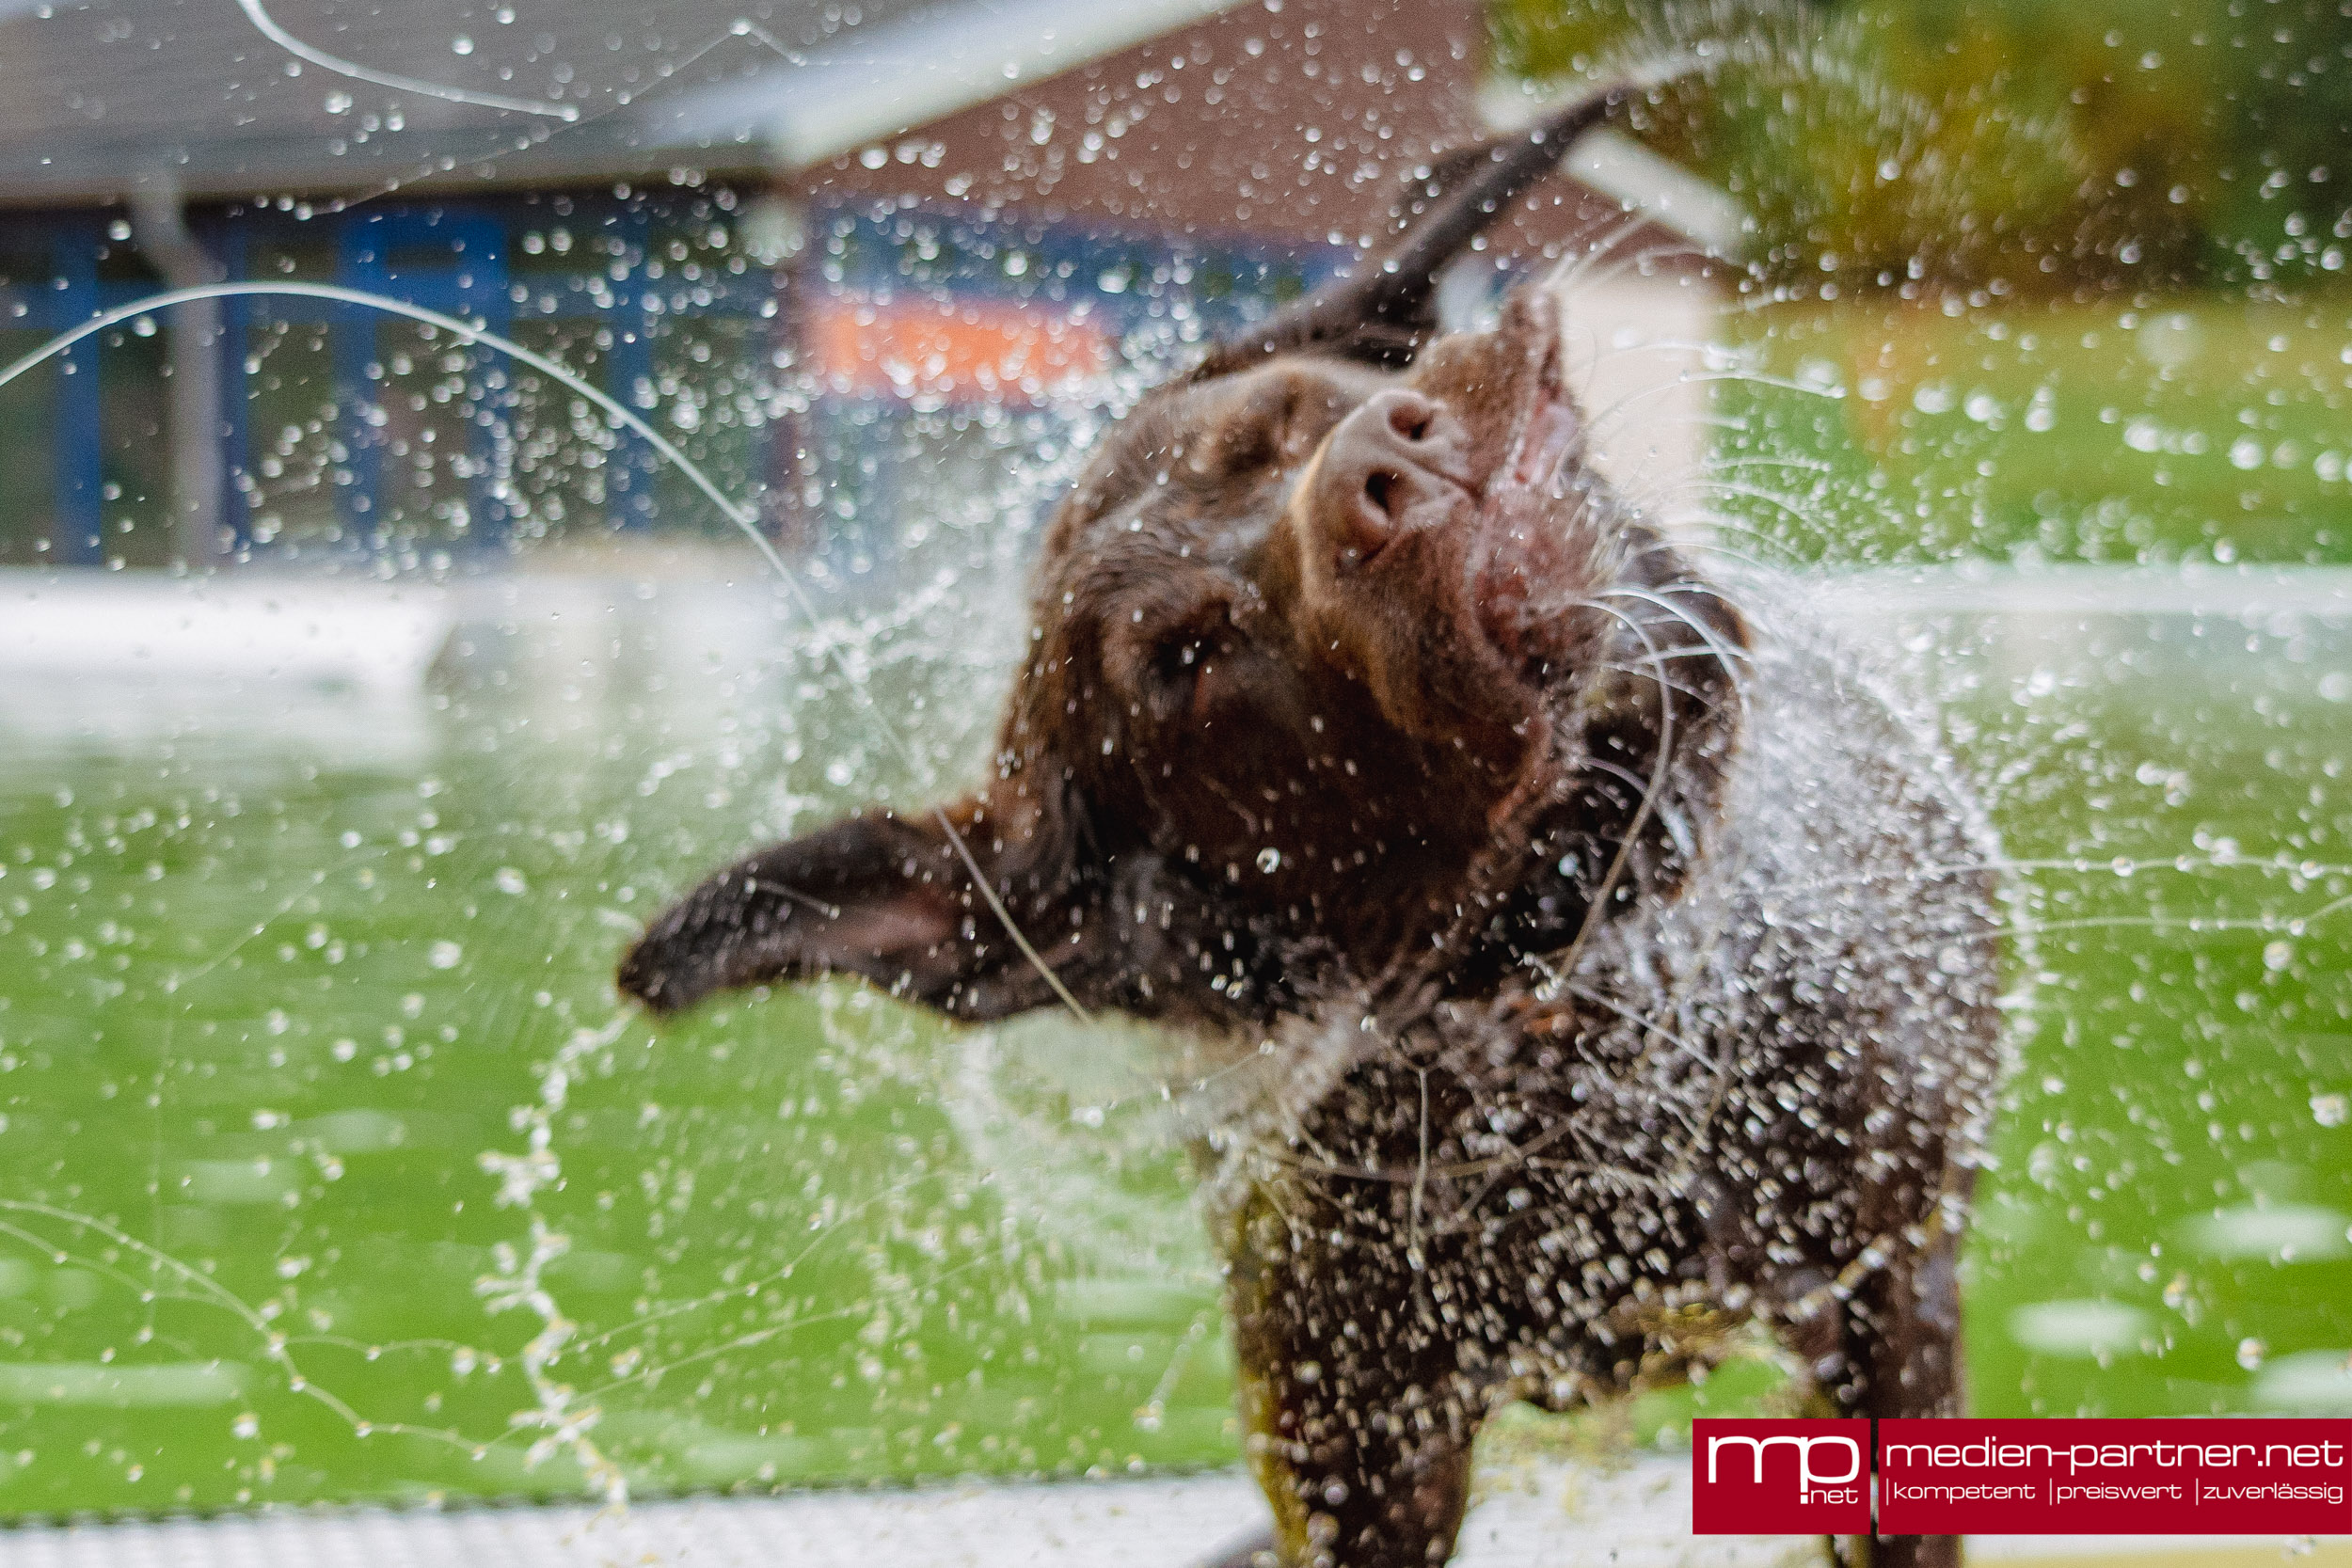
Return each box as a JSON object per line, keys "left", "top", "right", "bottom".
{"left": 451, "top": 34, "right": 473, "bottom": 54}
{"left": 428, "top": 941, "right": 463, "bottom": 970}
{"left": 1256, "top": 847, "right": 1281, "bottom": 874}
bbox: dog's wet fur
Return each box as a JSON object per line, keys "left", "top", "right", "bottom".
{"left": 619, "top": 82, "right": 2006, "bottom": 1568}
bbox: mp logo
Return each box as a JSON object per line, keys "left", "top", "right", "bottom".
{"left": 1691, "top": 1418, "right": 1873, "bottom": 1534}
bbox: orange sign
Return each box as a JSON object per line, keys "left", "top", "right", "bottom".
{"left": 811, "top": 294, "right": 1111, "bottom": 403}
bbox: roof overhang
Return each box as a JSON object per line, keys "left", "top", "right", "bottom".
{"left": 639, "top": 0, "right": 1248, "bottom": 172}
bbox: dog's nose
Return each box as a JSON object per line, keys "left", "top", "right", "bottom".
{"left": 1312, "top": 388, "right": 1470, "bottom": 568}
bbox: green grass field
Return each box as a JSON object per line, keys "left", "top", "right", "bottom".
{"left": 1712, "top": 292, "right": 2352, "bottom": 568}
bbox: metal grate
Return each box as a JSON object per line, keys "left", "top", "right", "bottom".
{"left": 0, "top": 1462, "right": 1812, "bottom": 1568}
{"left": 7, "top": 1459, "right": 2339, "bottom": 1568}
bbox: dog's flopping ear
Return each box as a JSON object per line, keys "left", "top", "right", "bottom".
{"left": 1197, "top": 66, "right": 1692, "bottom": 375}
{"left": 616, "top": 792, "right": 1097, "bottom": 1020}
{"left": 616, "top": 789, "right": 1285, "bottom": 1023}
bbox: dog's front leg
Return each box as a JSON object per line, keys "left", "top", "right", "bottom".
{"left": 1212, "top": 1184, "right": 1477, "bottom": 1568}
{"left": 1829, "top": 1170, "right": 1973, "bottom": 1568}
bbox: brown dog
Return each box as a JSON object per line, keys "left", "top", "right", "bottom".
{"left": 619, "top": 82, "right": 2006, "bottom": 1568}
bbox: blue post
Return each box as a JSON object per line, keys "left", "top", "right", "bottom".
{"left": 214, "top": 220, "right": 253, "bottom": 553}
{"left": 456, "top": 214, "right": 512, "bottom": 547}
{"left": 609, "top": 205, "right": 658, "bottom": 530}
{"left": 49, "top": 227, "right": 103, "bottom": 565}
{"left": 335, "top": 215, "right": 388, "bottom": 550}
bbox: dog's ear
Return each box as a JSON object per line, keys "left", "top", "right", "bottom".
{"left": 619, "top": 790, "right": 1315, "bottom": 1025}
{"left": 617, "top": 791, "right": 1096, "bottom": 1020}
{"left": 1198, "top": 70, "right": 1687, "bottom": 374}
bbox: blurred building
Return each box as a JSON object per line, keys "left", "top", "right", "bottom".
{"left": 0, "top": 0, "right": 1735, "bottom": 569}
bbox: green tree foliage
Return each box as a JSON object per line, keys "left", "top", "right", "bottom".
{"left": 1488, "top": 0, "right": 2352, "bottom": 292}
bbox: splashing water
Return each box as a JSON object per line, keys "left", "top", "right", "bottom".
{"left": 476, "top": 1009, "right": 634, "bottom": 1499}
{"left": 0, "top": 275, "right": 1158, "bottom": 1501}
{"left": 2, "top": 19, "right": 2351, "bottom": 1515}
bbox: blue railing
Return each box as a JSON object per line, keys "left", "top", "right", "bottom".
{"left": 0, "top": 193, "right": 1345, "bottom": 564}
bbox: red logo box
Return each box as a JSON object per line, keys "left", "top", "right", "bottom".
{"left": 1692, "top": 1418, "right": 1873, "bottom": 1534}
{"left": 1878, "top": 1418, "right": 2352, "bottom": 1536}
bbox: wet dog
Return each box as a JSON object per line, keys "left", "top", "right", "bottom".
{"left": 619, "top": 81, "right": 2007, "bottom": 1568}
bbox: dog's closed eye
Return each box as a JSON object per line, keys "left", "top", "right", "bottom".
{"left": 1139, "top": 612, "right": 1238, "bottom": 723}
{"left": 1157, "top": 634, "right": 1204, "bottom": 682}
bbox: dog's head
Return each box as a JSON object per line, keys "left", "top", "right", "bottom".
{"left": 619, "top": 81, "right": 1747, "bottom": 1028}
